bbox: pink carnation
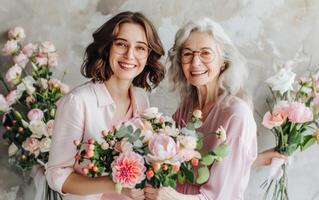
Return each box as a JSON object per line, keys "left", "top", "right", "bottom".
{"left": 111, "top": 152, "right": 146, "bottom": 188}
{"left": 287, "top": 102, "right": 313, "bottom": 123}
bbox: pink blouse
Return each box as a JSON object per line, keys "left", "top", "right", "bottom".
{"left": 173, "top": 96, "right": 257, "bottom": 200}
{"left": 45, "top": 81, "right": 149, "bottom": 200}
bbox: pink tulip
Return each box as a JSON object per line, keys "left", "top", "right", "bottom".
{"left": 287, "top": 102, "right": 313, "bottom": 123}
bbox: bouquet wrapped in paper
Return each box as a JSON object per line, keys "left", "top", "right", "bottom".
{"left": 74, "top": 107, "right": 229, "bottom": 192}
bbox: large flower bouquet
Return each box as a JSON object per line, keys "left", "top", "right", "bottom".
{"left": 74, "top": 107, "right": 229, "bottom": 192}
{"left": 0, "top": 27, "right": 69, "bottom": 199}
{"left": 261, "top": 63, "right": 319, "bottom": 200}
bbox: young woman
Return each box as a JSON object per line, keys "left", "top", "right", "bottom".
{"left": 145, "top": 18, "right": 258, "bottom": 200}
{"left": 45, "top": 11, "right": 165, "bottom": 200}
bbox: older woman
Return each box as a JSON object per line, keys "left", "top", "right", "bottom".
{"left": 145, "top": 18, "right": 258, "bottom": 200}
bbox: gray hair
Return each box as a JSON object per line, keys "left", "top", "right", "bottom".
{"left": 168, "top": 18, "right": 251, "bottom": 106}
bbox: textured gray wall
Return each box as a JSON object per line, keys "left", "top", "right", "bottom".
{"left": 1, "top": 0, "right": 319, "bottom": 199}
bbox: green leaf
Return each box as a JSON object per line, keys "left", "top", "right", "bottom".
{"left": 200, "top": 154, "right": 216, "bottom": 166}
{"left": 196, "top": 137, "right": 203, "bottom": 149}
{"left": 186, "top": 123, "right": 195, "bottom": 130}
{"left": 182, "top": 164, "right": 194, "bottom": 183}
{"left": 181, "top": 127, "right": 196, "bottom": 137}
{"left": 196, "top": 166, "right": 210, "bottom": 184}
{"left": 193, "top": 120, "right": 203, "bottom": 129}
{"left": 301, "top": 135, "right": 317, "bottom": 151}
{"left": 213, "top": 144, "right": 230, "bottom": 157}
{"left": 133, "top": 140, "right": 143, "bottom": 148}
{"left": 177, "top": 172, "right": 185, "bottom": 184}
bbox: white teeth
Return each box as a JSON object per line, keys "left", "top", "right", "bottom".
{"left": 119, "top": 62, "right": 136, "bottom": 69}
{"left": 191, "top": 71, "right": 207, "bottom": 75}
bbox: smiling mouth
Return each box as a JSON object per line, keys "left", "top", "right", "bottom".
{"left": 191, "top": 70, "right": 207, "bottom": 76}
{"left": 118, "top": 61, "right": 137, "bottom": 70}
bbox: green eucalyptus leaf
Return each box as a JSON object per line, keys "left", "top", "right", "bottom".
{"left": 213, "top": 144, "right": 230, "bottom": 157}
{"left": 196, "top": 166, "right": 210, "bottom": 184}
{"left": 200, "top": 154, "right": 216, "bottom": 166}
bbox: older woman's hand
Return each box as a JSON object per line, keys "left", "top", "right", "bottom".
{"left": 254, "top": 148, "right": 287, "bottom": 167}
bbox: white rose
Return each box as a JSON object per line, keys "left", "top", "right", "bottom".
{"left": 8, "top": 143, "right": 18, "bottom": 157}
{"left": 39, "top": 137, "right": 51, "bottom": 152}
{"left": 141, "top": 107, "right": 158, "bottom": 119}
{"left": 17, "top": 76, "right": 36, "bottom": 95}
{"left": 39, "top": 41, "right": 56, "bottom": 53}
{"left": 8, "top": 27, "right": 26, "bottom": 42}
{"left": 13, "top": 52, "right": 29, "bottom": 68}
{"left": 29, "top": 120, "right": 49, "bottom": 138}
{"left": 5, "top": 64, "right": 22, "bottom": 85}
{"left": 0, "top": 94, "right": 10, "bottom": 113}
{"left": 2, "top": 40, "right": 19, "bottom": 55}
{"left": 177, "top": 135, "right": 197, "bottom": 150}
{"left": 265, "top": 68, "right": 296, "bottom": 94}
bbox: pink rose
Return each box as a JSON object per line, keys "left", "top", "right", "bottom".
{"left": 262, "top": 108, "right": 287, "bottom": 129}
{"left": 2, "top": 40, "right": 19, "bottom": 55}
{"left": 13, "top": 52, "right": 29, "bottom": 68}
{"left": 39, "top": 41, "right": 56, "bottom": 54}
{"left": 8, "top": 27, "right": 25, "bottom": 41}
{"left": 22, "top": 138, "right": 40, "bottom": 155}
{"left": 27, "top": 108, "right": 44, "bottom": 121}
{"left": 22, "top": 43, "right": 37, "bottom": 57}
{"left": 287, "top": 102, "right": 313, "bottom": 123}
{"left": 146, "top": 134, "right": 178, "bottom": 163}
{"left": 111, "top": 152, "right": 146, "bottom": 188}
{"left": 193, "top": 109, "right": 202, "bottom": 119}
{"left": 5, "top": 64, "right": 22, "bottom": 85}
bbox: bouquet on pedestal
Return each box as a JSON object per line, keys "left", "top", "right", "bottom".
{"left": 74, "top": 107, "right": 229, "bottom": 192}
{"left": 0, "top": 27, "right": 69, "bottom": 200}
{"left": 261, "top": 63, "right": 319, "bottom": 200}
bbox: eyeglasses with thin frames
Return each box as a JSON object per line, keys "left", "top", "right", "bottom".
{"left": 181, "top": 48, "right": 216, "bottom": 64}
{"left": 112, "top": 38, "right": 151, "bottom": 60}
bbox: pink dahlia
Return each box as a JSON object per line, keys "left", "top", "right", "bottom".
{"left": 111, "top": 152, "right": 146, "bottom": 188}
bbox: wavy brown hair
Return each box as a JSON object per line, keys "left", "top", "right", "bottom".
{"left": 81, "top": 11, "right": 165, "bottom": 91}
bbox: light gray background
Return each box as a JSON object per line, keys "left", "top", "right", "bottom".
{"left": 0, "top": 0, "right": 319, "bottom": 199}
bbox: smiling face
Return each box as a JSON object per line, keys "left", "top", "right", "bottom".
{"left": 109, "top": 22, "right": 149, "bottom": 82}
{"left": 181, "top": 31, "right": 225, "bottom": 87}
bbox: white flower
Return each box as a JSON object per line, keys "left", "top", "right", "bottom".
{"left": 5, "top": 90, "right": 22, "bottom": 106}
{"left": 46, "top": 120, "right": 54, "bottom": 136}
{"left": 141, "top": 107, "right": 158, "bottom": 119}
{"left": 0, "top": 94, "right": 10, "bottom": 113}
{"left": 177, "top": 135, "right": 197, "bottom": 150}
{"left": 216, "top": 126, "right": 227, "bottom": 143}
{"left": 13, "top": 52, "right": 29, "bottom": 68}
{"left": 35, "top": 56, "right": 48, "bottom": 66}
{"left": 2, "top": 40, "right": 19, "bottom": 55}
{"left": 39, "top": 78, "right": 48, "bottom": 89}
{"left": 22, "top": 43, "right": 37, "bottom": 57}
{"left": 39, "top": 41, "right": 56, "bottom": 53}
{"left": 265, "top": 68, "right": 296, "bottom": 94}
{"left": 8, "top": 143, "right": 18, "bottom": 157}
{"left": 192, "top": 110, "right": 202, "bottom": 119}
{"left": 5, "top": 64, "right": 22, "bottom": 85}
{"left": 8, "top": 27, "right": 26, "bottom": 41}
{"left": 39, "top": 137, "right": 51, "bottom": 152}
{"left": 29, "top": 120, "right": 49, "bottom": 138}
{"left": 17, "top": 76, "right": 36, "bottom": 95}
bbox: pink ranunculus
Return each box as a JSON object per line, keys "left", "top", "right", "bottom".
{"left": 146, "top": 134, "right": 178, "bottom": 163}
{"left": 22, "top": 43, "right": 37, "bottom": 57}
{"left": 5, "top": 90, "right": 22, "bottom": 106}
{"left": 39, "top": 41, "right": 56, "bottom": 54}
{"left": 262, "top": 108, "right": 287, "bottom": 129}
{"left": 111, "top": 152, "right": 146, "bottom": 188}
{"left": 287, "top": 102, "right": 313, "bottom": 123}
{"left": 8, "top": 27, "right": 26, "bottom": 41}
{"left": 2, "top": 40, "right": 19, "bottom": 55}
{"left": 13, "top": 52, "right": 29, "bottom": 68}
{"left": 5, "top": 64, "right": 22, "bottom": 85}
{"left": 22, "top": 137, "right": 40, "bottom": 155}
{"left": 27, "top": 108, "right": 44, "bottom": 121}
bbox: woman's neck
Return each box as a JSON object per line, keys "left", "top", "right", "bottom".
{"left": 104, "top": 77, "right": 131, "bottom": 101}
{"left": 195, "top": 78, "right": 219, "bottom": 109}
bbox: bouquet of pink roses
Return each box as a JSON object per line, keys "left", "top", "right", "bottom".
{"left": 261, "top": 62, "right": 319, "bottom": 200}
{"left": 0, "top": 27, "right": 69, "bottom": 200}
{"left": 74, "top": 107, "right": 229, "bottom": 192}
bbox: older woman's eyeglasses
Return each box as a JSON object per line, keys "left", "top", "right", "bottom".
{"left": 112, "top": 39, "right": 151, "bottom": 60}
{"left": 181, "top": 48, "right": 216, "bottom": 64}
